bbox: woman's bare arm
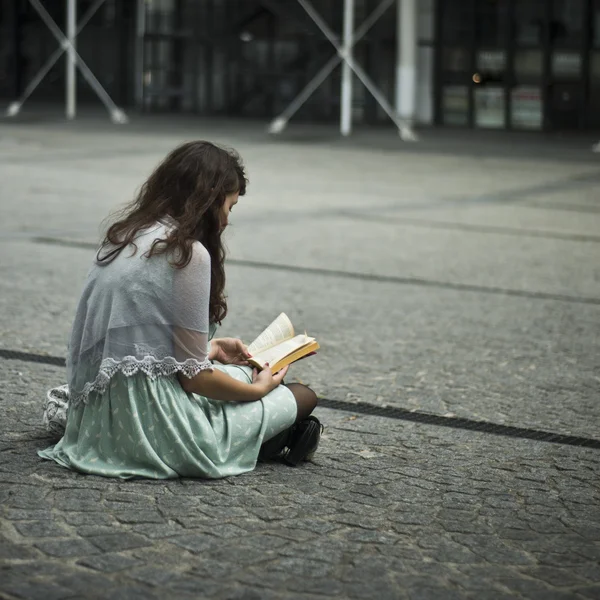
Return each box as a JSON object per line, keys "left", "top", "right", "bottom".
{"left": 178, "top": 364, "right": 287, "bottom": 402}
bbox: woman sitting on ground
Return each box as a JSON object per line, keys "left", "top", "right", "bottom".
{"left": 39, "top": 141, "right": 321, "bottom": 479}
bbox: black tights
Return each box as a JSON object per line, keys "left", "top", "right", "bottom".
{"left": 285, "top": 383, "right": 318, "bottom": 422}
{"left": 257, "top": 383, "right": 318, "bottom": 458}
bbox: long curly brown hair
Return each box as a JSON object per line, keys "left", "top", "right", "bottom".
{"left": 97, "top": 141, "right": 247, "bottom": 324}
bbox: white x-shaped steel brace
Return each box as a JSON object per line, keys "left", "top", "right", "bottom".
{"left": 268, "top": 0, "right": 417, "bottom": 140}
{"left": 6, "top": 0, "right": 128, "bottom": 124}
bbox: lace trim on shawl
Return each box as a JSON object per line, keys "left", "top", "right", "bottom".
{"left": 70, "top": 355, "right": 214, "bottom": 407}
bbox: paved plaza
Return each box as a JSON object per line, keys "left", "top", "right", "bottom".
{"left": 1, "top": 114, "right": 599, "bottom": 599}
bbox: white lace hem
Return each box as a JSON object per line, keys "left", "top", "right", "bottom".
{"left": 70, "top": 355, "right": 214, "bottom": 407}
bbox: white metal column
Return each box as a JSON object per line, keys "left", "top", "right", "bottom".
{"left": 268, "top": 0, "right": 394, "bottom": 135}
{"left": 66, "top": 0, "right": 77, "bottom": 119}
{"left": 268, "top": 0, "right": 416, "bottom": 140}
{"left": 6, "top": 0, "right": 128, "bottom": 124}
{"left": 340, "top": 0, "right": 355, "bottom": 136}
{"left": 395, "top": 0, "right": 417, "bottom": 138}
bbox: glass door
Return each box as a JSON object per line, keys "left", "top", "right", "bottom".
{"left": 589, "top": 0, "right": 600, "bottom": 128}
{"left": 438, "top": 0, "right": 472, "bottom": 126}
{"left": 139, "top": 0, "right": 189, "bottom": 111}
{"left": 510, "top": 0, "right": 545, "bottom": 129}
{"left": 472, "top": 0, "right": 509, "bottom": 129}
{"left": 546, "top": 0, "right": 586, "bottom": 130}
{"left": 0, "top": 0, "right": 18, "bottom": 99}
{"left": 437, "top": 0, "right": 511, "bottom": 130}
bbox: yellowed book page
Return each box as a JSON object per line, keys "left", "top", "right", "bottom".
{"left": 270, "top": 341, "right": 320, "bottom": 373}
{"left": 247, "top": 313, "right": 295, "bottom": 355}
{"left": 250, "top": 334, "right": 314, "bottom": 369}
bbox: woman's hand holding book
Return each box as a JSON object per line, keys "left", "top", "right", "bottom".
{"left": 252, "top": 364, "right": 289, "bottom": 396}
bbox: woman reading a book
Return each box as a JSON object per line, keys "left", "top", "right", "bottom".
{"left": 39, "top": 141, "right": 321, "bottom": 479}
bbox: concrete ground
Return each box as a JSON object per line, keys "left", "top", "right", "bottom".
{"left": 1, "top": 112, "right": 599, "bottom": 599}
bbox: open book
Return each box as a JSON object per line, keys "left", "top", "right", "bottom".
{"left": 247, "top": 313, "right": 319, "bottom": 373}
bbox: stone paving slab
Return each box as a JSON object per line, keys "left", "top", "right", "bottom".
{"left": 1, "top": 122, "right": 599, "bottom": 235}
{"left": 1, "top": 359, "right": 600, "bottom": 600}
{"left": 1, "top": 239, "right": 599, "bottom": 438}
{"left": 2, "top": 124, "right": 599, "bottom": 304}
{"left": 225, "top": 219, "right": 600, "bottom": 299}
{"left": 230, "top": 264, "right": 599, "bottom": 439}
{"left": 1, "top": 118, "right": 600, "bottom": 599}
{"left": 224, "top": 264, "right": 600, "bottom": 438}
{"left": 319, "top": 206, "right": 600, "bottom": 242}
{"left": 1, "top": 112, "right": 599, "bottom": 164}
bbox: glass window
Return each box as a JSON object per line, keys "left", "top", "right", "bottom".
{"left": 418, "top": 0, "right": 435, "bottom": 43}
{"left": 476, "top": 50, "right": 506, "bottom": 73}
{"left": 441, "top": 0, "right": 472, "bottom": 44}
{"left": 474, "top": 87, "right": 505, "bottom": 128}
{"left": 589, "top": 87, "right": 600, "bottom": 127}
{"left": 514, "top": 50, "right": 543, "bottom": 78}
{"left": 551, "top": 0, "right": 583, "bottom": 46}
{"left": 593, "top": 1, "right": 600, "bottom": 48}
{"left": 443, "top": 86, "right": 469, "bottom": 125}
{"left": 475, "top": 0, "right": 509, "bottom": 48}
{"left": 0, "top": 25, "right": 11, "bottom": 95}
{"left": 511, "top": 86, "right": 543, "bottom": 129}
{"left": 515, "top": 0, "right": 545, "bottom": 46}
{"left": 591, "top": 53, "right": 600, "bottom": 82}
{"left": 442, "top": 48, "right": 469, "bottom": 72}
{"left": 552, "top": 52, "right": 581, "bottom": 78}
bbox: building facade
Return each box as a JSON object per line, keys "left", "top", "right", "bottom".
{"left": 0, "top": 0, "right": 598, "bottom": 132}
{"left": 437, "top": 0, "right": 600, "bottom": 132}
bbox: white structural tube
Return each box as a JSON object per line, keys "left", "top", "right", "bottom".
{"left": 7, "top": 0, "right": 127, "bottom": 124}
{"left": 270, "top": 0, "right": 415, "bottom": 140}
{"left": 395, "top": 0, "right": 417, "bottom": 124}
{"left": 340, "top": 0, "right": 355, "bottom": 136}
{"left": 66, "top": 0, "right": 77, "bottom": 119}
{"left": 268, "top": 0, "right": 394, "bottom": 134}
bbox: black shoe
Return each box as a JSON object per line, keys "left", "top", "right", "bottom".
{"left": 283, "top": 416, "right": 323, "bottom": 466}
{"left": 258, "top": 427, "right": 293, "bottom": 461}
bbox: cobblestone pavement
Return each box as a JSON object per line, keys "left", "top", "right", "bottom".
{"left": 1, "top": 116, "right": 599, "bottom": 599}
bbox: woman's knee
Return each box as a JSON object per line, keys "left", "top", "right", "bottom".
{"left": 285, "top": 383, "right": 318, "bottom": 421}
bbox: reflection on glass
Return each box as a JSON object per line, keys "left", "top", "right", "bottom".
{"left": 515, "top": 0, "right": 545, "bottom": 46}
{"left": 515, "top": 50, "right": 543, "bottom": 78}
{"left": 551, "top": 0, "right": 584, "bottom": 45}
{"left": 591, "top": 53, "right": 600, "bottom": 81}
{"left": 594, "top": 1, "right": 600, "bottom": 47}
{"left": 418, "top": 0, "right": 435, "bottom": 42}
{"left": 590, "top": 89, "right": 600, "bottom": 127}
{"left": 477, "top": 50, "right": 506, "bottom": 73}
{"left": 511, "top": 86, "right": 543, "bottom": 129}
{"left": 148, "top": 7, "right": 177, "bottom": 34}
{"left": 443, "top": 86, "right": 469, "bottom": 125}
{"left": 441, "top": 0, "right": 473, "bottom": 44}
{"left": 443, "top": 48, "right": 469, "bottom": 72}
{"left": 552, "top": 52, "right": 581, "bottom": 78}
{"left": 475, "top": 0, "right": 509, "bottom": 47}
{"left": 474, "top": 87, "right": 505, "bottom": 128}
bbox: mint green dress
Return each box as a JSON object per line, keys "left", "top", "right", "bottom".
{"left": 39, "top": 348, "right": 298, "bottom": 480}
{"left": 38, "top": 222, "right": 298, "bottom": 480}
